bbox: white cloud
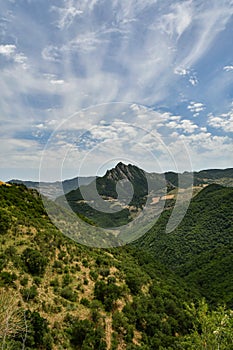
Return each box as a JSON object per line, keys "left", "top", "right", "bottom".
{"left": 187, "top": 101, "right": 205, "bottom": 116}
{"left": 0, "top": 44, "right": 16, "bottom": 56}
{"left": 69, "top": 32, "right": 106, "bottom": 52}
{"left": 50, "top": 79, "right": 65, "bottom": 85}
{"left": 208, "top": 110, "right": 233, "bottom": 132}
{"left": 14, "top": 53, "right": 27, "bottom": 64}
{"left": 0, "top": 44, "right": 28, "bottom": 68}
{"left": 41, "top": 45, "right": 61, "bottom": 62}
{"left": 51, "top": 1, "right": 83, "bottom": 29}
{"left": 180, "top": 119, "right": 198, "bottom": 133}
{"left": 224, "top": 65, "right": 233, "bottom": 72}
{"left": 174, "top": 67, "right": 189, "bottom": 76}
{"left": 167, "top": 118, "right": 198, "bottom": 133}
{"left": 159, "top": 0, "right": 193, "bottom": 38}
{"left": 189, "top": 76, "right": 198, "bottom": 86}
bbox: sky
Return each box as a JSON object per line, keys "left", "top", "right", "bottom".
{"left": 0, "top": 0, "right": 233, "bottom": 181}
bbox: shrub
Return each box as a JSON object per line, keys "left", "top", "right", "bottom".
{"left": 20, "top": 276, "right": 29, "bottom": 286}
{"left": 33, "top": 276, "right": 42, "bottom": 286}
{"left": 80, "top": 297, "right": 90, "bottom": 307}
{"left": 21, "top": 285, "right": 38, "bottom": 301}
{"left": 68, "top": 318, "right": 107, "bottom": 349}
{"left": 22, "top": 248, "right": 48, "bottom": 276}
{"left": 83, "top": 278, "right": 89, "bottom": 285}
{"left": 50, "top": 278, "right": 59, "bottom": 287}
{"left": 0, "top": 271, "right": 17, "bottom": 286}
{"left": 94, "top": 280, "right": 122, "bottom": 311}
{"left": 0, "top": 210, "right": 11, "bottom": 235}
{"left": 82, "top": 259, "right": 89, "bottom": 268}
{"left": 60, "top": 287, "right": 77, "bottom": 302}
{"left": 89, "top": 270, "right": 98, "bottom": 281}
{"left": 62, "top": 273, "right": 73, "bottom": 287}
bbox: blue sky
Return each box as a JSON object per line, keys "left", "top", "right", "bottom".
{"left": 0, "top": 0, "right": 233, "bottom": 181}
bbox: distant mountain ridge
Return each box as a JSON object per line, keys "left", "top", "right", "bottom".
{"left": 55, "top": 163, "right": 233, "bottom": 228}
{"left": 9, "top": 176, "right": 96, "bottom": 199}
{"left": 55, "top": 162, "right": 169, "bottom": 228}
{"left": 9, "top": 165, "right": 233, "bottom": 200}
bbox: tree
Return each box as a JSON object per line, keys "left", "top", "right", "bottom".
{"left": 0, "top": 290, "right": 25, "bottom": 349}
{"left": 180, "top": 299, "right": 233, "bottom": 349}
{"left": 22, "top": 248, "right": 48, "bottom": 276}
{"left": 0, "top": 210, "right": 11, "bottom": 235}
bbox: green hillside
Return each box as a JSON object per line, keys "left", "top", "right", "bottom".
{"left": 0, "top": 183, "right": 213, "bottom": 350}
{"left": 134, "top": 184, "right": 233, "bottom": 307}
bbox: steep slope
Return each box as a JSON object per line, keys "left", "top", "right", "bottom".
{"left": 134, "top": 184, "right": 233, "bottom": 307}
{"left": 0, "top": 183, "right": 201, "bottom": 350}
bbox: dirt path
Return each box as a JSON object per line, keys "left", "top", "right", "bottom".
{"left": 105, "top": 315, "right": 112, "bottom": 350}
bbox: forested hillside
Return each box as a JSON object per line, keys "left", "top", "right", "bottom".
{"left": 135, "top": 184, "right": 233, "bottom": 307}
{"left": 0, "top": 183, "right": 233, "bottom": 349}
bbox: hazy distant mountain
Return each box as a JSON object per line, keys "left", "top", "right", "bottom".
{"left": 9, "top": 165, "right": 233, "bottom": 202}
{"left": 8, "top": 176, "right": 96, "bottom": 199}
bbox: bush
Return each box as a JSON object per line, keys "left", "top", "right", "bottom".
{"left": 60, "top": 287, "right": 77, "bottom": 302}
{"left": 80, "top": 297, "right": 90, "bottom": 307}
{"left": 94, "top": 280, "right": 122, "bottom": 311}
{"left": 125, "top": 271, "right": 144, "bottom": 294}
{"left": 15, "top": 310, "right": 53, "bottom": 349}
{"left": 0, "top": 271, "right": 17, "bottom": 286}
{"left": 68, "top": 318, "right": 106, "bottom": 349}
{"left": 22, "top": 248, "right": 48, "bottom": 276}
{"left": 20, "top": 276, "right": 29, "bottom": 286}
{"left": 0, "top": 210, "right": 11, "bottom": 235}
{"left": 62, "top": 273, "right": 73, "bottom": 287}
{"left": 21, "top": 285, "right": 38, "bottom": 301}
{"left": 82, "top": 259, "right": 89, "bottom": 268}
{"left": 33, "top": 276, "right": 42, "bottom": 286}
{"left": 89, "top": 270, "right": 98, "bottom": 281}
{"left": 50, "top": 278, "right": 59, "bottom": 287}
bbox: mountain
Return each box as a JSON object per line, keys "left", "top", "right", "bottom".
{"left": 134, "top": 184, "right": 233, "bottom": 307}
{"left": 165, "top": 168, "right": 233, "bottom": 187}
{"left": 56, "top": 162, "right": 168, "bottom": 228}
{"left": 56, "top": 163, "right": 233, "bottom": 229}
{"left": 0, "top": 183, "right": 207, "bottom": 350}
{"left": 9, "top": 166, "right": 233, "bottom": 201}
{"left": 9, "top": 176, "right": 95, "bottom": 199}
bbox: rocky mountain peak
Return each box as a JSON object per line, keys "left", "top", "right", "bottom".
{"left": 105, "top": 162, "right": 143, "bottom": 182}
